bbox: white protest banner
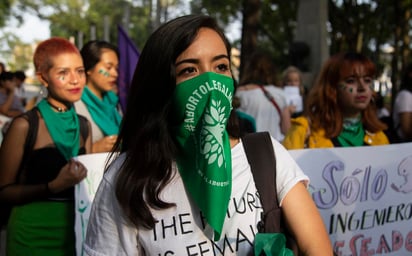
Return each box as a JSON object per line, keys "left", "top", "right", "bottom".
{"left": 74, "top": 152, "right": 110, "bottom": 256}
{"left": 73, "top": 144, "right": 412, "bottom": 255}
{"left": 289, "top": 143, "right": 412, "bottom": 255}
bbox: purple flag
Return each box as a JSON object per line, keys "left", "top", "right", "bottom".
{"left": 117, "top": 25, "right": 140, "bottom": 112}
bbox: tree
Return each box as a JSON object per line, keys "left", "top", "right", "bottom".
{"left": 327, "top": 0, "right": 412, "bottom": 105}
{"left": 0, "top": 0, "right": 24, "bottom": 66}
{"left": 13, "top": 0, "right": 184, "bottom": 50}
{"left": 3, "top": 0, "right": 412, "bottom": 99}
{"left": 239, "top": 0, "right": 260, "bottom": 78}
{"left": 0, "top": 0, "right": 14, "bottom": 28}
{"left": 6, "top": 36, "right": 33, "bottom": 71}
{"left": 190, "top": 0, "right": 299, "bottom": 80}
{"left": 389, "top": 0, "right": 412, "bottom": 101}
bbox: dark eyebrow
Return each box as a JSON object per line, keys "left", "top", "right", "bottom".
{"left": 104, "top": 61, "right": 115, "bottom": 66}
{"left": 175, "top": 54, "right": 229, "bottom": 67}
{"left": 54, "top": 67, "right": 70, "bottom": 71}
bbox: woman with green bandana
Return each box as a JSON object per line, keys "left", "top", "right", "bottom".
{"left": 75, "top": 40, "right": 122, "bottom": 153}
{"left": 83, "top": 15, "right": 333, "bottom": 256}
{"left": 283, "top": 52, "right": 389, "bottom": 149}
{"left": 0, "top": 37, "right": 91, "bottom": 255}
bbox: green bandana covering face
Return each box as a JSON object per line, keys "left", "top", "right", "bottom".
{"left": 81, "top": 86, "right": 122, "bottom": 136}
{"left": 171, "top": 72, "right": 234, "bottom": 240}
{"left": 337, "top": 116, "right": 365, "bottom": 147}
{"left": 37, "top": 99, "right": 80, "bottom": 160}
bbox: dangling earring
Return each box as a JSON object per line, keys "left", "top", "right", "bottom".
{"left": 39, "top": 86, "right": 48, "bottom": 98}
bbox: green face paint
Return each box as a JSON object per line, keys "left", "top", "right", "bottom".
{"left": 339, "top": 83, "right": 355, "bottom": 93}
{"left": 98, "top": 69, "right": 110, "bottom": 77}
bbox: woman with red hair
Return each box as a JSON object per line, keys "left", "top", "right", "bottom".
{"left": 283, "top": 52, "right": 389, "bottom": 149}
{"left": 0, "top": 37, "right": 91, "bottom": 254}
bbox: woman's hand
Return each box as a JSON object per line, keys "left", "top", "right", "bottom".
{"left": 287, "top": 104, "right": 297, "bottom": 115}
{"left": 92, "top": 135, "right": 117, "bottom": 153}
{"left": 48, "top": 160, "right": 87, "bottom": 194}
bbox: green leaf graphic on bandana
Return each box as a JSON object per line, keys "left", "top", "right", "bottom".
{"left": 201, "top": 99, "right": 227, "bottom": 167}
{"left": 171, "top": 72, "right": 234, "bottom": 240}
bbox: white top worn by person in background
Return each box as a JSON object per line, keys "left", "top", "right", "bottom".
{"left": 236, "top": 85, "right": 288, "bottom": 141}
{"left": 393, "top": 89, "right": 412, "bottom": 140}
{"left": 75, "top": 100, "right": 105, "bottom": 143}
{"left": 83, "top": 137, "right": 308, "bottom": 255}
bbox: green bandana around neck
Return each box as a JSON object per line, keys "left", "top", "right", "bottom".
{"left": 171, "top": 72, "right": 234, "bottom": 240}
{"left": 337, "top": 116, "right": 365, "bottom": 147}
{"left": 254, "top": 233, "right": 294, "bottom": 256}
{"left": 37, "top": 99, "right": 80, "bottom": 160}
{"left": 81, "top": 86, "right": 122, "bottom": 136}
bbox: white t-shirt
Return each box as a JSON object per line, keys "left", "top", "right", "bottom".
{"left": 235, "top": 85, "right": 287, "bottom": 141}
{"left": 83, "top": 137, "right": 308, "bottom": 256}
{"left": 393, "top": 90, "right": 412, "bottom": 139}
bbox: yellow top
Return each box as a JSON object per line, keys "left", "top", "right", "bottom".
{"left": 283, "top": 116, "right": 390, "bottom": 149}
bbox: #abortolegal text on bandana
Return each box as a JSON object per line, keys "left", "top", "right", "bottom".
{"left": 171, "top": 72, "right": 234, "bottom": 240}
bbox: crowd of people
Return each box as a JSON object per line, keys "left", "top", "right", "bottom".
{"left": 0, "top": 37, "right": 122, "bottom": 255}
{"left": 0, "top": 70, "right": 27, "bottom": 118}
{"left": 0, "top": 12, "right": 410, "bottom": 256}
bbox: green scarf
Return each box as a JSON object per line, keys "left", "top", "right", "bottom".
{"left": 81, "top": 86, "right": 122, "bottom": 136}
{"left": 337, "top": 116, "right": 365, "bottom": 147}
{"left": 37, "top": 99, "right": 80, "bottom": 160}
{"left": 171, "top": 72, "right": 234, "bottom": 240}
{"left": 254, "top": 233, "right": 294, "bottom": 256}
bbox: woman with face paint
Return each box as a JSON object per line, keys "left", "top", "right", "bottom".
{"left": 0, "top": 37, "right": 91, "bottom": 254}
{"left": 283, "top": 52, "right": 389, "bottom": 149}
{"left": 83, "top": 15, "right": 333, "bottom": 256}
{"left": 75, "top": 40, "right": 122, "bottom": 153}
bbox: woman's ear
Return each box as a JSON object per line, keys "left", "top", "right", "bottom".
{"left": 36, "top": 72, "right": 49, "bottom": 88}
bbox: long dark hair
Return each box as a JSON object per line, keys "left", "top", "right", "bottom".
{"left": 239, "top": 50, "right": 278, "bottom": 86}
{"left": 80, "top": 40, "right": 119, "bottom": 72}
{"left": 111, "top": 14, "right": 232, "bottom": 229}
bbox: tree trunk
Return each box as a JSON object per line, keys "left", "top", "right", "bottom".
{"left": 401, "top": 8, "right": 411, "bottom": 70}
{"left": 239, "top": 0, "right": 261, "bottom": 82}
{"left": 391, "top": 0, "right": 401, "bottom": 106}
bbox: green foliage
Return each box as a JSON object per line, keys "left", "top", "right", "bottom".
{"left": 259, "top": 0, "right": 299, "bottom": 69}
{"left": 0, "top": 0, "right": 13, "bottom": 27}
{"left": 13, "top": 0, "right": 160, "bottom": 50}
{"left": 190, "top": 0, "right": 241, "bottom": 22}
{"left": 1, "top": 0, "right": 411, "bottom": 91}
{"left": 0, "top": 31, "right": 34, "bottom": 71}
